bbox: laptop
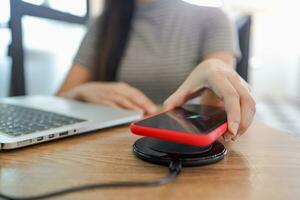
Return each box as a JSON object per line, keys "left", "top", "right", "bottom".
{"left": 0, "top": 95, "right": 143, "bottom": 150}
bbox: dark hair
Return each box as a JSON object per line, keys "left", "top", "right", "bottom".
{"left": 95, "top": 0, "right": 136, "bottom": 81}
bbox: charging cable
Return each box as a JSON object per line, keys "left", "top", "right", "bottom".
{"left": 0, "top": 161, "right": 182, "bottom": 200}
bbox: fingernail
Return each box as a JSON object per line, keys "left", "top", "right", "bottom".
{"left": 230, "top": 121, "right": 239, "bottom": 136}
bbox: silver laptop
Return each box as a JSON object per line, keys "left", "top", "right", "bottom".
{"left": 0, "top": 95, "right": 143, "bottom": 150}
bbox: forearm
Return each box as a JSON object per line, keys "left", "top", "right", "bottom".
{"left": 57, "top": 64, "right": 92, "bottom": 96}
{"left": 203, "top": 51, "right": 236, "bottom": 70}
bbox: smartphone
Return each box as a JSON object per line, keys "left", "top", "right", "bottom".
{"left": 130, "top": 104, "right": 228, "bottom": 147}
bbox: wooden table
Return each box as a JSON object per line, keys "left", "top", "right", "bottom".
{"left": 0, "top": 122, "right": 300, "bottom": 200}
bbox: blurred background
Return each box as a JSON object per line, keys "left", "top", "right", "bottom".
{"left": 1, "top": 0, "right": 300, "bottom": 135}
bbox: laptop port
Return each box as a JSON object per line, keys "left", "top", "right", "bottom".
{"left": 48, "top": 134, "right": 55, "bottom": 139}
{"left": 59, "top": 131, "right": 68, "bottom": 137}
{"left": 37, "top": 136, "right": 43, "bottom": 142}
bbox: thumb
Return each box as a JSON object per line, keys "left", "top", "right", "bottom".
{"left": 163, "top": 89, "right": 188, "bottom": 111}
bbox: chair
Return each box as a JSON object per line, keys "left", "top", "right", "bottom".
{"left": 8, "top": 0, "right": 90, "bottom": 96}
{"left": 236, "top": 15, "right": 252, "bottom": 82}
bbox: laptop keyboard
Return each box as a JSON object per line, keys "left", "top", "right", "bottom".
{"left": 0, "top": 103, "right": 86, "bottom": 137}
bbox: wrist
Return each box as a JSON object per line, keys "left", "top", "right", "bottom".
{"left": 199, "top": 58, "right": 232, "bottom": 71}
{"left": 59, "top": 84, "right": 88, "bottom": 100}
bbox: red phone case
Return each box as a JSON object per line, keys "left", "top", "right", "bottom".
{"left": 130, "top": 112, "right": 228, "bottom": 147}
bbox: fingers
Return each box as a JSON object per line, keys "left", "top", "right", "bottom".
{"left": 164, "top": 82, "right": 207, "bottom": 111}
{"left": 116, "top": 83, "right": 158, "bottom": 114}
{"left": 227, "top": 75, "right": 256, "bottom": 140}
{"left": 163, "top": 86, "right": 189, "bottom": 111}
{"left": 79, "top": 82, "right": 157, "bottom": 114}
{"left": 217, "top": 74, "right": 256, "bottom": 141}
{"left": 104, "top": 92, "right": 145, "bottom": 112}
{"left": 81, "top": 94, "right": 121, "bottom": 109}
{"left": 208, "top": 76, "right": 241, "bottom": 138}
{"left": 99, "top": 100, "right": 120, "bottom": 109}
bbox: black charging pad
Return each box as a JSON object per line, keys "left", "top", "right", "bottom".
{"left": 133, "top": 137, "right": 227, "bottom": 166}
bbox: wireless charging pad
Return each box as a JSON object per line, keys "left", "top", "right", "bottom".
{"left": 133, "top": 137, "right": 227, "bottom": 166}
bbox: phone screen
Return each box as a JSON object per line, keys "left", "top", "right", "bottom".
{"left": 136, "top": 104, "right": 227, "bottom": 134}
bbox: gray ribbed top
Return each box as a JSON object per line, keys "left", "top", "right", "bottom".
{"left": 73, "top": 0, "right": 240, "bottom": 103}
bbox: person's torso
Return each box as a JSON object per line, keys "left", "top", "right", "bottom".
{"left": 117, "top": 0, "right": 210, "bottom": 104}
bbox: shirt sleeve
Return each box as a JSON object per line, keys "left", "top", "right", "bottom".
{"left": 201, "top": 8, "right": 241, "bottom": 60}
{"left": 72, "top": 17, "right": 102, "bottom": 71}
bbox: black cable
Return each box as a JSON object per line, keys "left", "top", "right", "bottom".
{"left": 0, "top": 161, "right": 182, "bottom": 200}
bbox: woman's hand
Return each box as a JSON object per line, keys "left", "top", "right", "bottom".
{"left": 164, "top": 59, "right": 256, "bottom": 141}
{"left": 61, "top": 82, "right": 158, "bottom": 115}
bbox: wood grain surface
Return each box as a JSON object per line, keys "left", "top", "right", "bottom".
{"left": 0, "top": 122, "right": 299, "bottom": 200}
